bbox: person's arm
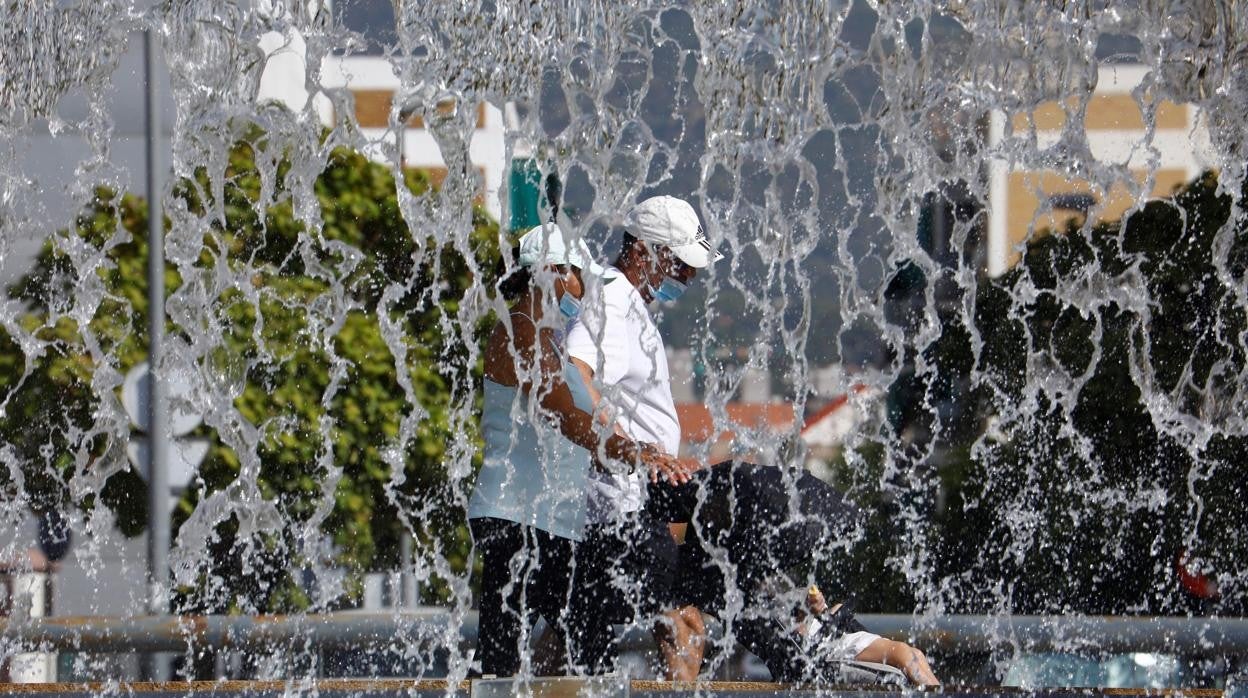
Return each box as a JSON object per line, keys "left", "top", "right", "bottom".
{"left": 570, "top": 356, "right": 610, "bottom": 429}
{"left": 501, "top": 309, "right": 686, "bottom": 482}
{"left": 569, "top": 353, "right": 701, "bottom": 476}
{"left": 530, "top": 327, "right": 690, "bottom": 483}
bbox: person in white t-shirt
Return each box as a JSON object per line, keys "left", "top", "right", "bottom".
{"left": 562, "top": 195, "right": 722, "bottom": 674}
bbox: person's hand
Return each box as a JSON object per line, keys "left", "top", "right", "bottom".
{"left": 640, "top": 446, "right": 698, "bottom": 484}
{"left": 807, "top": 585, "right": 828, "bottom": 616}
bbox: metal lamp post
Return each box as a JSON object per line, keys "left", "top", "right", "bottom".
{"left": 142, "top": 26, "right": 171, "bottom": 682}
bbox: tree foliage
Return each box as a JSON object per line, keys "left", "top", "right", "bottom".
{"left": 0, "top": 130, "right": 500, "bottom": 613}
{"left": 838, "top": 172, "right": 1248, "bottom": 616}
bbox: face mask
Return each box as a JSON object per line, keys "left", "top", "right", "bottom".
{"left": 653, "top": 276, "right": 687, "bottom": 303}
{"left": 558, "top": 292, "right": 582, "bottom": 319}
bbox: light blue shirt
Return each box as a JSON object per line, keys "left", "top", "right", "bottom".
{"left": 467, "top": 378, "right": 592, "bottom": 541}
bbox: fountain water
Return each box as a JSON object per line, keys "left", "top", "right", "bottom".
{"left": 0, "top": 0, "right": 1245, "bottom": 691}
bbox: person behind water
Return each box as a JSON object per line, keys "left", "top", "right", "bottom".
{"left": 650, "top": 459, "right": 940, "bottom": 684}
{"left": 561, "top": 196, "right": 721, "bottom": 674}
{"left": 740, "top": 577, "right": 940, "bottom": 686}
{"left": 467, "top": 222, "right": 696, "bottom": 677}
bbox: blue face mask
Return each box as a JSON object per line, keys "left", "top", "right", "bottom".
{"left": 653, "top": 277, "right": 688, "bottom": 303}
{"left": 559, "top": 293, "right": 582, "bottom": 319}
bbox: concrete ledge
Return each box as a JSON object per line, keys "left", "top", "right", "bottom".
{"left": 5, "top": 613, "right": 1247, "bottom": 657}
{"left": 0, "top": 680, "right": 1223, "bottom": 697}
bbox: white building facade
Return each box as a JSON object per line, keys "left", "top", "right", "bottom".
{"left": 986, "top": 64, "right": 1218, "bottom": 276}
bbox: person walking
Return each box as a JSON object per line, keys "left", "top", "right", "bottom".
{"left": 561, "top": 195, "right": 722, "bottom": 674}
{"left": 468, "top": 222, "right": 693, "bottom": 677}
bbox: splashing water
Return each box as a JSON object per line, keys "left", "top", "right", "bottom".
{"left": 0, "top": 0, "right": 1246, "bottom": 689}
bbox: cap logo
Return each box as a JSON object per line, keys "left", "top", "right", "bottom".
{"left": 696, "top": 226, "right": 712, "bottom": 251}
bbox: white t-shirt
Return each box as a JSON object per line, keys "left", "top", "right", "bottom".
{"left": 565, "top": 266, "right": 681, "bottom": 522}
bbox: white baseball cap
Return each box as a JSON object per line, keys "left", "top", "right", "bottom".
{"left": 517, "top": 223, "right": 604, "bottom": 276}
{"left": 623, "top": 196, "right": 723, "bottom": 269}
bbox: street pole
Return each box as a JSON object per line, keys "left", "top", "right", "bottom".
{"left": 400, "top": 533, "right": 416, "bottom": 607}
{"left": 143, "top": 26, "right": 171, "bottom": 682}
{"left": 398, "top": 120, "right": 405, "bottom": 171}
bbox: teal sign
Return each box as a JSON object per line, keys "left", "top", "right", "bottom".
{"left": 507, "top": 157, "right": 544, "bottom": 233}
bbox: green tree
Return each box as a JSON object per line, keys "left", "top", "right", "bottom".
{"left": 0, "top": 129, "right": 501, "bottom": 614}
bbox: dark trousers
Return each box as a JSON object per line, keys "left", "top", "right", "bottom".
{"left": 565, "top": 513, "right": 678, "bottom": 674}
{"left": 471, "top": 517, "right": 574, "bottom": 676}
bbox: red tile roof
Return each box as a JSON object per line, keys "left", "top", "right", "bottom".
{"left": 800, "top": 384, "right": 868, "bottom": 434}
{"left": 676, "top": 402, "right": 797, "bottom": 444}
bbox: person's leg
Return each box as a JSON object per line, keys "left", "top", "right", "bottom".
{"left": 627, "top": 513, "right": 681, "bottom": 672}
{"left": 530, "top": 528, "right": 575, "bottom": 675}
{"left": 855, "top": 637, "right": 939, "bottom": 685}
{"left": 568, "top": 515, "right": 678, "bottom": 675}
{"left": 531, "top": 623, "right": 568, "bottom": 676}
{"left": 565, "top": 525, "right": 623, "bottom": 674}
{"left": 734, "top": 615, "right": 809, "bottom": 683}
{"left": 655, "top": 527, "right": 723, "bottom": 681}
{"left": 655, "top": 604, "right": 705, "bottom": 681}
{"left": 471, "top": 518, "right": 527, "bottom": 676}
